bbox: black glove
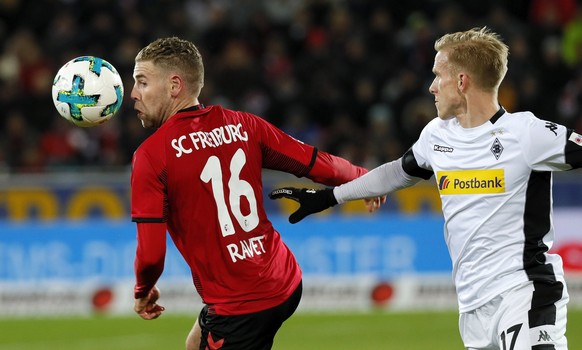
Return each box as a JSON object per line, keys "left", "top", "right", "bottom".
{"left": 268, "top": 187, "right": 338, "bottom": 224}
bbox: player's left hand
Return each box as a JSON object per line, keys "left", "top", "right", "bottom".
{"left": 134, "top": 286, "right": 165, "bottom": 320}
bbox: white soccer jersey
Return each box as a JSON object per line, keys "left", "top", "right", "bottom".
{"left": 411, "top": 108, "right": 582, "bottom": 312}
{"left": 336, "top": 107, "right": 582, "bottom": 313}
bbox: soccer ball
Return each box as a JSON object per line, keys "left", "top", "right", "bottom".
{"left": 52, "top": 56, "right": 124, "bottom": 127}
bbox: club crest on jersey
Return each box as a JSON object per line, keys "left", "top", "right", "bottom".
{"left": 436, "top": 169, "right": 505, "bottom": 195}
{"left": 569, "top": 132, "right": 582, "bottom": 146}
{"left": 491, "top": 137, "right": 504, "bottom": 160}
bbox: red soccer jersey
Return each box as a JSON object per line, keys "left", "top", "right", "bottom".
{"left": 131, "top": 105, "right": 366, "bottom": 315}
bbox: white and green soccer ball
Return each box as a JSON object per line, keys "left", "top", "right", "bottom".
{"left": 52, "top": 56, "right": 124, "bottom": 127}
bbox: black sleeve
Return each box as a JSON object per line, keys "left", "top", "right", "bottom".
{"left": 565, "top": 129, "right": 582, "bottom": 169}
{"left": 401, "top": 148, "right": 433, "bottom": 180}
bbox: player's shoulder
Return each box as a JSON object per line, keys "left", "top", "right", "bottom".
{"left": 210, "top": 104, "right": 253, "bottom": 117}
{"left": 496, "top": 110, "right": 569, "bottom": 147}
{"left": 417, "top": 117, "right": 443, "bottom": 131}
{"left": 418, "top": 117, "right": 453, "bottom": 137}
{"left": 138, "top": 128, "right": 160, "bottom": 148}
{"left": 496, "top": 110, "right": 538, "bottom": 126}
{"left": 133, "top": 135, "right": 159, "bottom": 167}
{"left": 211, "top": 105, "right": 266, "bottom": 126}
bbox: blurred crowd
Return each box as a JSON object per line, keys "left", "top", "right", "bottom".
{"left": 2, "top": 0, "right": 582, "bottom": 173}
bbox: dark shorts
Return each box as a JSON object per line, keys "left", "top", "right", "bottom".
{"left": 198, "top": 281, "right": 302, "bottom": 350}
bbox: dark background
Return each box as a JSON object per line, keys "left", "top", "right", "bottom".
{"left": 1, "top": 0, "right": 581, "bottom": 173}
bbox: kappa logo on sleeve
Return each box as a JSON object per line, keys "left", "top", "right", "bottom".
{"left": 437, "top": 169, "right": 505, "bottom": 195}
{"left": 545, "top": 122, "right": 558, "bottom": 136}
{"left": 568, "top": 132, "right": 582, "bottom": 146}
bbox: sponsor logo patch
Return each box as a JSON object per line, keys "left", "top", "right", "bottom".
{"left": 437, "top": 169, "right": 505, "bottom": 195}
{"left": 568, "top": 132, "right": 582, "bottom": 146}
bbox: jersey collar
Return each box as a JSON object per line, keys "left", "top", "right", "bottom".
{"left": 490, "top": 106, "right": 506, "bottom": 124}
{"left": 178, "top": 104, "right": 205, "bottom": 113}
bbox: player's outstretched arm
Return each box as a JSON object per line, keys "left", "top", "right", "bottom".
{"left": 269, "top": 187, "right": 338, "bottom": 223}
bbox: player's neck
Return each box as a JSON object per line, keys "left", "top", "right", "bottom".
{"left": 168, "top": 97, "right": 201, "bottom": 118}
{"left": 457, "top": 93, "right": 499, "bottom": 129}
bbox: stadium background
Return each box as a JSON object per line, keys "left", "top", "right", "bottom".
{"left": 1, "top": 0, "right": 582, "bottom": 348}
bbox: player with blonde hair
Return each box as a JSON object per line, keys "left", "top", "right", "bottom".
{"left": 271, "top": 27, "right": 582, "bottom": 350}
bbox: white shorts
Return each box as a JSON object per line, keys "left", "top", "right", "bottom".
{"left": 459, "top": 281, "right": 569, "bottom": 350}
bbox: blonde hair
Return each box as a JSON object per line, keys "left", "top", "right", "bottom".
{"left": 136, "top": 37, "right": 204, "bottom": 94}
{"left": 434, "top": 27, "right": 508, "bottom": 92}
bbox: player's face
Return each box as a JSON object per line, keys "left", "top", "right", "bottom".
{"left": 429, "top": 50, "right": 464, "bottom": 120}
{"left": 131, "top": 61, "right": 172, "bottom": 128}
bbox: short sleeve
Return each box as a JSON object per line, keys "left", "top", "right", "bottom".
{"left": 409, "top": 119, "right": 437, "bottom": 176}
{"left": 520, "top": 115, "right": 573, "bottom": 172}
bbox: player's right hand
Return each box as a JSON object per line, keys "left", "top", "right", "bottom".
{"left": 268, "top": 187, "right": 338, "bottom": 224}
{"left": 364, "top": 195, "right": 387, "bottom": 212}
{"left": 134, "top": 286, "right": 165, "bottom": 320}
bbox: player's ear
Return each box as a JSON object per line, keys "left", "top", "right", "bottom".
{"left": 169, "top": 74, "right": 183, "bottom": 97}
{"left": 457, "top": 73, "right": 469, "bottom": 92}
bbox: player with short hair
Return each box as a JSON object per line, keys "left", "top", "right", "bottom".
{"left": 129, "top": 36, "right": 381, "bottom": 350}
{"left": 270, "top": 27, "right": 582, "bottom": 350}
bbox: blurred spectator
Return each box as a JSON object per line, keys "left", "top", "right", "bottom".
{"left": 0, "top": 0, "right": 581, "bottom": 173}
{"left": 39, "top": 118, "right": 78, "bottom": 167}
{"left": 562, "top": 8, "right": 582, "bottom": 67}
{"left": 2, "top": 110, "right": 43, "bottom": 172}
{"left": 529, "top": 0, "right": 577, "bottom": 27}
{"left": 363, "top": 103, "right": 402, "bottom": 168}
{"left": 538, "top": 36, "right": 573, "bottom": 120}
{"left": 558, "top": 71, "right": 582, "bottom": 128}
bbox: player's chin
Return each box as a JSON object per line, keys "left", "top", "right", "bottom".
{"left": 137, "top": 115, "right": 154, "bottom": 128}
{"left": 438, "top": 113, "right": 454, "bottom": 120}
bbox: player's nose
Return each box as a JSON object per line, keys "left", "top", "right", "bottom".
{"left": 130, "top": 85, "right": 140, "bottom": 101}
